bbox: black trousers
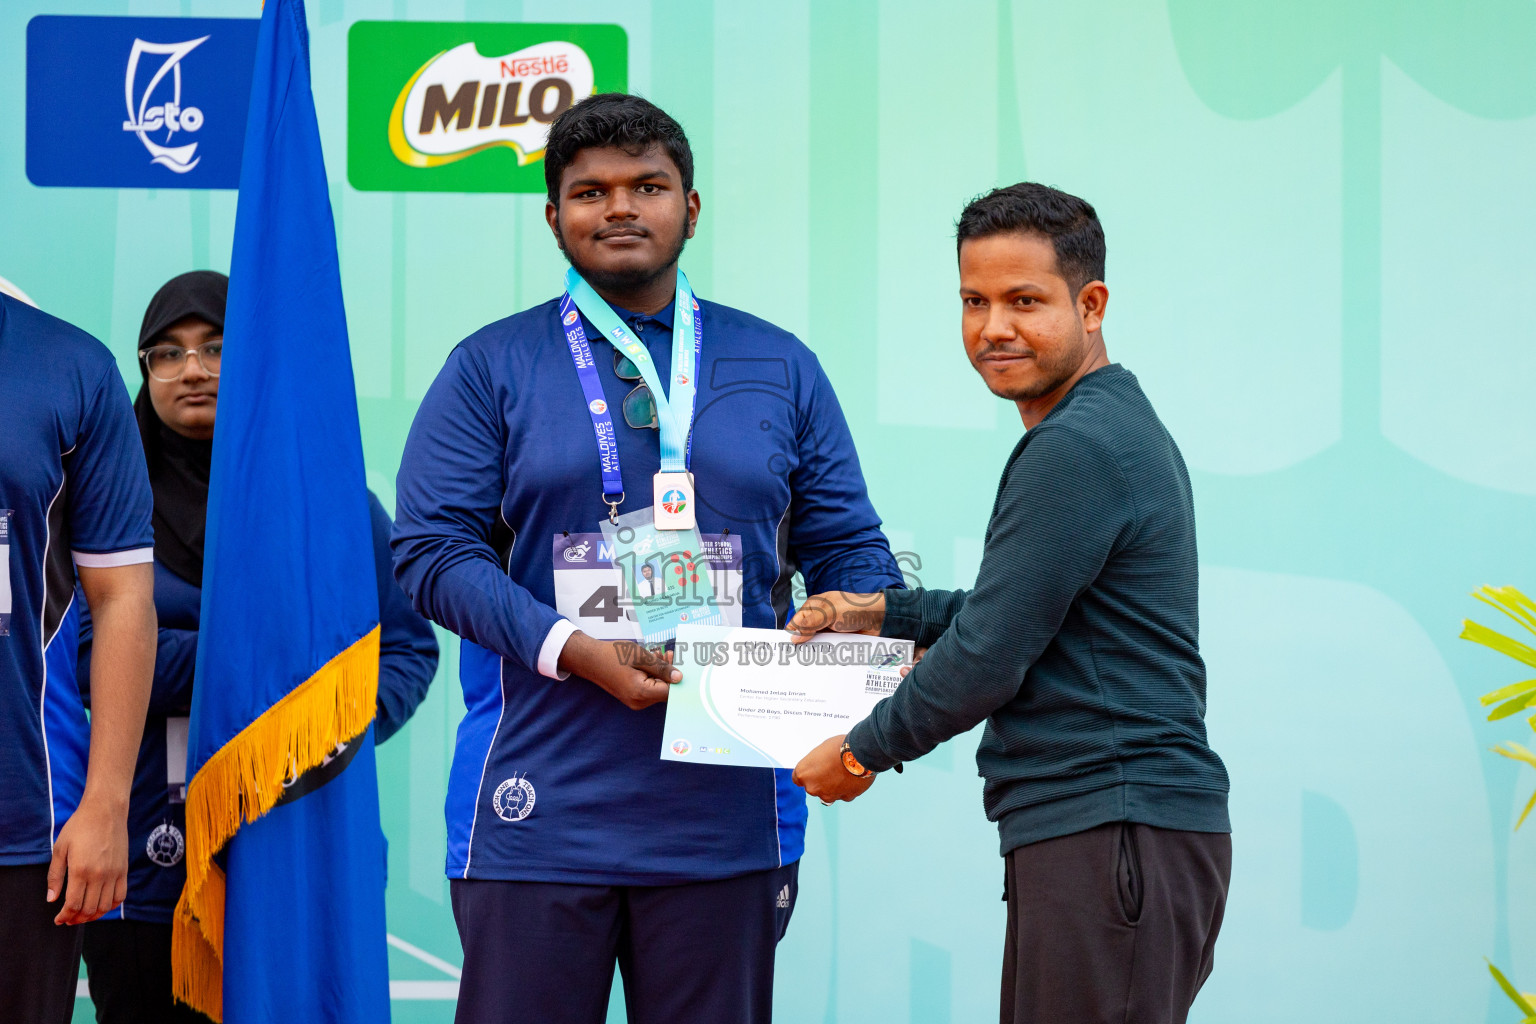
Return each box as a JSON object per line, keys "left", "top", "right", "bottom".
{"left": 1002, "top": 822, "right": 1231, "bottom": 1024}
{"left": 451, "top": 862, "right": 797, "bottom": 1024}
{"left": 82, "top": 919, "right": 211, "bottom": 1024}
{"left": 0, "top": 863, "right": 83, "bottom": 1024}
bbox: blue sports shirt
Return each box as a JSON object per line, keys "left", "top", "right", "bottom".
{"left": 394, "top": 293, "right": 902, "bottom": 884}
{"left": 0, "top": 294, "right": 155, "bottom": 866}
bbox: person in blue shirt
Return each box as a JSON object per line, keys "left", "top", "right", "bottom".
{"left": 75, "top": 271, "right": 439, "bottom": 1024}
{"left": 393, "top": 93, "right": 903, "bottom": 1024}
{"left": 0, "top": 292, "right": 156, "bottom": 1024}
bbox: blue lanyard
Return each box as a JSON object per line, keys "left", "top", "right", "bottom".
{"left": 560, "top": 269, "right": 703, "bottom": 520}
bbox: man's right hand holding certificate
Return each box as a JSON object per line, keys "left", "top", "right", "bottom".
{"left": 786, "top": 591, "right": 888, "bottom": 641}
{"left": 786, "top": 592, "right": 925, "bottom": 805}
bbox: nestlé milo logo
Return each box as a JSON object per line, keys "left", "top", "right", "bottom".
{"left": 349, "top": 22, "right": 627, "bottom": 193}
{"left": 389, "top": 41, "right": 594, "bottom": 169}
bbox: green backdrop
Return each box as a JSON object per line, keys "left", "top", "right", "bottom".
{"left": 2, "top": 1, "right": 1531, "bottom": 1020}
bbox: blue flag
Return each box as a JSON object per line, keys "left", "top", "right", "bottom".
{"left": 172, "top": 1, "right": 388, "bottom": 1020}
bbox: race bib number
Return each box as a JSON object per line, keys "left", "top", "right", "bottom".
{"left": 553, "top": 530, "right": 743, "bottom": 641}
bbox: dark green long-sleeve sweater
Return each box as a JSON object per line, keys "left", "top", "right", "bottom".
{"left": 847, "top": 364, "right": 1229, "bottom": 854}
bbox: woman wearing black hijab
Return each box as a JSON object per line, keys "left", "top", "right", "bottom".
{"left": 75, "top": 271, "right": 440, "bottom": 1023}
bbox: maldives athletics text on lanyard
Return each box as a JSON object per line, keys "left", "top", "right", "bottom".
{"left": 560, "top": 266, "right": 702, "bottom": 530}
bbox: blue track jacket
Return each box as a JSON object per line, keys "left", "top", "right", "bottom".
{"left": 393, "top": 294, "right": 901, "bottom": 883}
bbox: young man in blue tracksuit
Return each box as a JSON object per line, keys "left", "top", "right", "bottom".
{"left": 393, "top": 93, "right": 902, "bottom": 1024}
{"left": 75, "top": 272, "right": 440, "bottom": 1024}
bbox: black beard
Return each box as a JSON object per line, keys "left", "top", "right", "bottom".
{"left": 981, "top": 325, "right": 1090, "bottom": 403}
{"left": 557, "top": 212, "right": 691, "bottom": 297}
{"left": 994, "top": 362, "right": 1074, "bottom": 402}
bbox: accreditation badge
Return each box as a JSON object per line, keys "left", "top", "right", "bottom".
{"left": 166, "top": 716, "right": 189, "bottom": 805}
{"left": 597, "top": 505, "right": 726, "bottom": 643}
{"left": 0, "top": 509, "right": 11, "bottom": 636}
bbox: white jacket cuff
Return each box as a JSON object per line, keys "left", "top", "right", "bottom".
{"left": 537, "top": 618, "right": 579, "bottom": 680}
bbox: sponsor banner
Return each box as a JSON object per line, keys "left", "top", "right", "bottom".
{"left": 25, "top": 16, "right": 258, "bottom": 189}
{"left": 347, "top": 21, "right": 627, "bottom": 193}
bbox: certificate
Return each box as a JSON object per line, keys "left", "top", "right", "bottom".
{"left": 660, "top": 624, "right": 915, "bottom": 770}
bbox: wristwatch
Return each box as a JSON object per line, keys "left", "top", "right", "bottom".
{"left": 840, "top": 739, "right": 872, "bottom": 778}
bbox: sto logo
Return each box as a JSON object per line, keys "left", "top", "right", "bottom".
{"left": 122, "top": 36, "right": 209, "bottom": 173}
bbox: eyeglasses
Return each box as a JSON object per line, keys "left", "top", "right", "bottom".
{"left": 612, "top": 348, "right": 658, "bottom": 431}
{"left": 139, "top": 341, "right": 222, "bottom": 382}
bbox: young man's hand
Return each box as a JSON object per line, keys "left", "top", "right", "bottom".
{"left": 61, "top": 561, "right": 155, "bottom": 926}
{"left": 793, "top": 734, "right": 876, "bottom": 804}
{"left": 48, "top": 792, "right": 129, "bottom": 925}
{"left": 559, "top": 631, "right": 682, "bottom": 710}
{"left": 785, "top": 592, "right": 887, "bottom": 644}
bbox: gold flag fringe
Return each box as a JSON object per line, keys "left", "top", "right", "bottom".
{"left": 172, "top": 625, "right": 380, "bottom": 1021}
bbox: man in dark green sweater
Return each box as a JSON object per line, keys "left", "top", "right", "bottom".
{"left": 789, "top": 183, "right": 1230, "bottom": 1024}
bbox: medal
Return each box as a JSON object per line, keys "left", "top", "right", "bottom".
{"left": 652, "top": 471, "right": 696, "bottom": 531}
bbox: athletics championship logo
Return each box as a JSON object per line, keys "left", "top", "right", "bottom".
{"left": 493, "top": 774, "right": 536, "bottom": 822}
{"left": 348, "top": 22, "right": 627, "bottom": 193}
{"left": 661, "top": 489, "right": 688, "bottom": 516}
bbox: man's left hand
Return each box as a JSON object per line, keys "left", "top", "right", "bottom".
{"left": 49, "top": 791, "right": 129, "bottom": 925}
{"left": 793, "top": 734, "right": 875, "bottom": 804}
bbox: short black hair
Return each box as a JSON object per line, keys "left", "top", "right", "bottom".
{"left": 544, "top": 93, "right": 694, "bottom": 204}
{"left": 955, "top": 183, "right": 1106, "bottom": 292}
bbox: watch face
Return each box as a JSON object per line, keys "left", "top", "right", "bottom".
{"left": 841, "top": 748, "right": 866, "bottom": 776}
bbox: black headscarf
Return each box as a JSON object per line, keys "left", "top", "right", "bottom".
{"left": 134, "top": 271, "right": 228, "bottom": 587}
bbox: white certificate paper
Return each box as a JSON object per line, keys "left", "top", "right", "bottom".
{"left": 660, "top": 624, "right": 915, "bottom": 770}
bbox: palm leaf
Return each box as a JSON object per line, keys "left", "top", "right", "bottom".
{"left": 1463, "top": 620, "right": 1536, "bottom": 672}
{"left": 1474, "top": 586, "right": 1536, "bottom": 638}
{"left": 1488, "top": 961, "right": 1536, "bottom": 1016}
{"left": 1482, "top": 677, "right": 1536, "bottom": 708}
{"left": 1466, "top": 590, "right": 1536, "bottom": 834}
{"left": 1517, "top": 790, "right": 1536, "bottom": 831}
{"left": 1487, "top": 688, "right": 1536, "bottom": 721}
{"left": 1493, "top": 741, "right": 1536, "bottom": 768}
{"left": 1492, "top": 744, "right": 1536, "bottom": 829}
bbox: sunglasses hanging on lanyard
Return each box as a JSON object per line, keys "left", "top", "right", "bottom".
{"left": 560, "top": 266, "right": 703, "bottom": 531}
